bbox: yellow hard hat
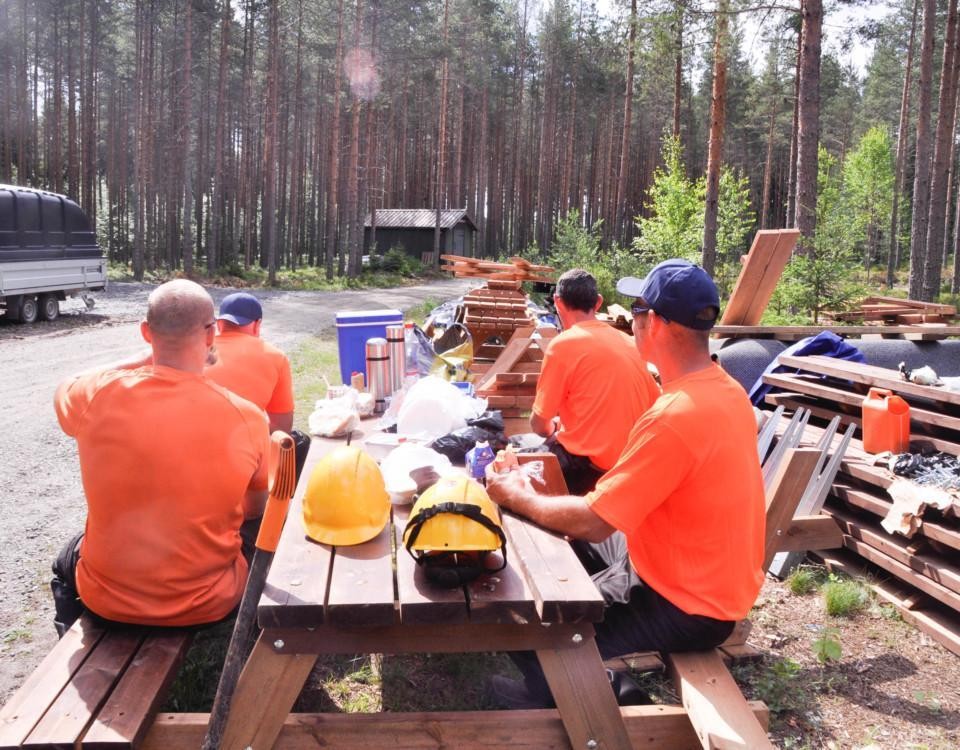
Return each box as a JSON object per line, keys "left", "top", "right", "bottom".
{"left": 303, "top": 446, "right": 390, "bottom": 546}
{"left": 403, "top": 476, "right": 506, "bottom": 586}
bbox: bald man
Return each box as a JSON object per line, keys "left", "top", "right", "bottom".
{"left": 51, "top": 279, "right": 270, "bottom": 635}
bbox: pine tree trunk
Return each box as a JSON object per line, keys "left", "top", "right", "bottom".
{"left": 615, "top": 0, "right": 637, "bottom": 245}
{"left": 786, "top": 37, "right": 801, "bottom": 228}
{"left": 702, "top": 0, "right": 728, "bottom": 275}
{"left": 760, "top": 92, "right": 778, "bottom": 230}
{"left": 325, "top": 0, "right": 345, "bottom": 279}
{"left": 210, "top": 0, "right": 230, "bottom": 272}
{"left": 432, "top": 0, "right": 450, "bottom": 266}
{"left": 181, "top": 0, "right": 194, "bottom": 275}
{"left": 889, "top": 0, "right": 920, "bottom": 288}
{"left": 262, "top": 0, "right": 280, "bottom": 285}
{"left": 909, "top": 0, "right": 937, "bottom": 298}
{"left": 794, "top": 0, "right": 823, "bottom": 255}
{"left": 673, "top": 0, "right": 685, "bottom": 138}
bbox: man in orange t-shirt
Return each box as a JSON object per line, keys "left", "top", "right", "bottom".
{"left": 51, "top": 280, "right": 270, "bottom": 635}
{"left": 532, "top": 269, "right": 659, "bottom": 494}
{"left": 205, "top": 292, "right": 310, "bottom": 477}
{"left": 485, "top": 260, "right": 765, "bottom": 709}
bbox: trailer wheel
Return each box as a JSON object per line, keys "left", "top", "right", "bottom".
{"left": 19, "top": 296, "right": 39, "bottom": 324}
{"left": 39, "top": 293, "right": 60, "bottom": 321}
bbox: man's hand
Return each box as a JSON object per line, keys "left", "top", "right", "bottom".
{"left": 485, "top": 466, "right": 535, "bottom": 512}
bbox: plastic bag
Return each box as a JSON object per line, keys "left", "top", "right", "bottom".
{"left": 431, "top": 426, "right": 508, "bottom": 464}
{"left": 429, "top": 323, "right": 473, "bottom": 382}
{"left": 396, "top": 376, "right": 469, "bottom": 439}
{"left": 467, "top": 410, "right": 504, "bottom": 432}
{"left": 380, "top": 443, "right": 454, "bottom": 497}
{"left": 308, "top": 391, "right": 361, "bottom": 438}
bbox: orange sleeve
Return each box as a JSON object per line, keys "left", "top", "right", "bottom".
{"left": 53, "top": 371, "right": 117, "bottom": 436}
{"left": 248, "top": 411, "right": 271, "bottom": 492}
{"left": 531, "top": 339, "right": 566, "bottom": 420}
{"left": 586, "top": 416, "right": 694, "bottom": 534}
{"left": 265, "top": 354, "right": 295, "bottom": 413}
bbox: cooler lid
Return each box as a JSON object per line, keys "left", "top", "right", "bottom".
{"left": 335, "top": 308, "right": 403, "bottom": 324}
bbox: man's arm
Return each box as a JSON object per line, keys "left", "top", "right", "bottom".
{"left": 485, "top": 467, "right": 615, "bottom": 542}
{"left": 267, "top": 411, "right": 294, "bottom": 434}
{"left": 529, "top": 411, "right": 557, "bottom": 438}
{"left": 242, "top": 488, "right": 269, "bottom": 520}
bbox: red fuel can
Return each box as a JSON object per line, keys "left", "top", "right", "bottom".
{"left": 861, "top": 388, "right": 910, "bottom": 454}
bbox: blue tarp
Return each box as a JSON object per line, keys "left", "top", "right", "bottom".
{"left": 747, "top": 330, "right": 865, "bottom": 406}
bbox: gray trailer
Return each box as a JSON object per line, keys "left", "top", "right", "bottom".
{"left": 0, "top": 184, "right": 106, "bottom": 323}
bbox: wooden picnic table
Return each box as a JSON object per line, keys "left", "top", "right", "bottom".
{"left": 145, "top": 427, "right": 638, "bottom": 750}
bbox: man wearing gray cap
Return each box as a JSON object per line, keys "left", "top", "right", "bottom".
{"left": 485, "top": 259, "right": 765, "bottom": 709}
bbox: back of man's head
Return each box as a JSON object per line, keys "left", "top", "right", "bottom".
{"left": 555, "top": 269, "right": 599, "bottom": 314}
{"left": 218, "top": 292, "right": 263, "bottom": 328}
{"left": 146, "top": 280, "right": 214, "bottom": 340}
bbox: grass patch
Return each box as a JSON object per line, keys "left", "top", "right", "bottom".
{"left": 786, "top": 566, "right": 821, "bottom": 596}
{"left": 288, "top": 334, "right": 341, "bottom": 431}
{"left": 822, "top": 576, "right": 869, "bottom": 617}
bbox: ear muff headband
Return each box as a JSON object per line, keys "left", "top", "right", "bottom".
{"left": 404, "top": 501, "right": 507, "bottom": 574}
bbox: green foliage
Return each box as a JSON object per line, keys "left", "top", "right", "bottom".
{"left": 812, "top": 626, "right": 843, "bottom": 663}
{"left": 822, "top": 574, "right": 869, "bottom": 617}
{"left": 538, "top": 211, "right": 644, "bottom": 305}
{"left": 842, "top": 126, "right": 895, "bottom": 276}
{"left": 786, "top": 566, "right": 819, "bottom": 596}
{"left": 631, "top": 135, "right": 754, "bottom": 294}
{"left": 747, "top": 657, "right": 804, "bottom": 715}
{"left": 771, "top": 146, "right": 868, "bottom": 322}
{"left": 369, "top": 246, "right": 423, "bottom": 276}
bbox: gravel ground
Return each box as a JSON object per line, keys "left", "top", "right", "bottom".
{"left": 0, "top": 277, "right": 476, "bottom": 701}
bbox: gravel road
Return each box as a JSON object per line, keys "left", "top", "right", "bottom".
{"left": 0, "top": 277, "right": 477, "bottom": 701}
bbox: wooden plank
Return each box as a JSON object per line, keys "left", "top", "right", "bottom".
{"left": 776, "top": 514, "right": 843, "bottom": 553}
{"left": 829, "top": 505, "right": 960, "bottom": 597}
{"left": 393, "top": 503, "right": 469, "bottom": 625}
{"left": 144, "top": 703, "right": 770, "bottom": 750}
{"left": 474, "top": 336, "right": 532, "bottom": 392}
{"left": 81, "top": 632, "right": 193, "bottom": 750}
{"left": 218, "top": 635, "right": 318, "bottom": 750}
{"left": 720, "top": 229, "right": 799, "bottom": 326}
{"left": 516, "top": 452, "right": 569, "bottom": 496}
{"left": 713, "top": 325, "right": 960, "bottom": 339}
{"left": 0, "top": 615, "right": 106, "bottom": 750}
{"left": 777, "top": 354, "right": 960, "bottom": 408}
{"left": 763, "top": 448, "right": 823, "bottom": 571}
{"left": 500, "top": 512, "right": 604, "bottom": 624}
{"left": 666, "top": 649, "right": 774, "bottom": 749}
{"left": 23, "top": 629, "right": 144, "bottom": 749}
{"left": 763, "top": 372, "right": 960, "bottom": 432}
{"left": 326, "top": 523, "right": 397, "bottom": 627}
{"left": 538, "top": 637, "right": 632, "bottom": 750}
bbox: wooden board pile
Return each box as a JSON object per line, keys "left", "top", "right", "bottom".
{"left": 761, "top": 355, "right": 960, "bottom": 655}
{"left": 823, "top": 295, "right": 957, "bottom": 325}
{"left": 440, "top": 254, "right": 556, "bottom": 283}
{"left": 471, "top": 326, "right": 556, "bottom": 418}
{"left": 460, "top": 281, "right": 535, "bottom": 359}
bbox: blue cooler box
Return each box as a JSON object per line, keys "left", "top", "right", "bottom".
{"left": 335, "top": 309, "right": 403, "bottom": 385}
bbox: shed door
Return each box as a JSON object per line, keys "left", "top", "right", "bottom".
{"left": 453, "top": 227, "right": 465, "bottom": 254}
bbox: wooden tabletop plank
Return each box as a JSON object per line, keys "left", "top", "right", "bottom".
{"left": 501, "top": 512, "right": 603, "bottom": 624}
{"left": 23, "top": 629, "right": 144, "bottom": 748}
{"left": 326, "top": 523, "right": 397, "bottom": 627}
{"left": 393, "top": 504, "right": 469, "bottom": 625}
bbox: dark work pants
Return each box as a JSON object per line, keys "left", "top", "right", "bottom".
{"left": 544, "top": 435, "right": 605, "bottom": 496}
{"left": 51, "top": 518, "right": 262, "bottom": 639}
{"left": 510, "top": 532, "right": 735, "bottom": 704}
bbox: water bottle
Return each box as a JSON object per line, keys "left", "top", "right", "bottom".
{"left": 403, "top": 321, "right": 420, "bottom": 381}
{"left": 466, "top": 441, "right": 496, "bottom": 484}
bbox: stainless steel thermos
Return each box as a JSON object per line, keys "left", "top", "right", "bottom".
{"left": 385, "top": 324, "right": 405, "bottom": 393}
{"left": 365, "top": 337, "right": 391, "bottom": 414}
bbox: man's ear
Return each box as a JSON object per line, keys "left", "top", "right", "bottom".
{"left": 594, "top": 294, "right": 604, "bottom": 313}
{"left": 216, "top": 319, "right": 226, "bottom": 334}
{"left": 140, "top": 320, "right": 153, "bottom": 344}
{"left": 253, "top": 319, "right": 263, "bottom": 336}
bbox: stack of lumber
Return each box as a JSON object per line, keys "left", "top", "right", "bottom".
{"left": 824, "top": 296, "right": 957, "bottom": 325}
{"left": 762, "top": 354, "right": 960, "bottom": 655}
{"left": 471, "top": 326, "right": 556, "bottom": 432}
{"left": 461, "top": 282, "right": 537, "bottom": 359}
{"left": 440, "top": 254, "right": 557, "bottom": 283}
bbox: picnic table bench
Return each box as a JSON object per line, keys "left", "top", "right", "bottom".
{"left": 0, "top": 615, "right": 192, "bottom": 749}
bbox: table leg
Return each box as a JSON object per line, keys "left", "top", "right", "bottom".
{"left": 220, "top": 631, "right": 318, "bottom": 750}
{"left": 537, "top": 636, "right": 632, "bottom": 750}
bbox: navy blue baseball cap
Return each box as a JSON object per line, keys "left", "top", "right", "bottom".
{"left": 217, "top": 292, "right": 263, "bottom": 325}
{"left": 616, "top": 259, "right": 720, "bottom": 330}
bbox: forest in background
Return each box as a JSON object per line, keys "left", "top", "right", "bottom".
{"left": 1, "top": 0, "right": 959, "bottom": 310}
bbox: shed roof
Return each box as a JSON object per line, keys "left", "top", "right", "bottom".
{"left": 364, "top": 208, "right": 476, "bottom": 230}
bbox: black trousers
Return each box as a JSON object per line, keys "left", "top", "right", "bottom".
{"left": 544, "top": 434, "right": 605, "bottom": 496}
{"left": 511, "top": 532, "right": 736, "bottom": 703}
{"left": 51, "top": 518, "right": 262, "bottom": 638}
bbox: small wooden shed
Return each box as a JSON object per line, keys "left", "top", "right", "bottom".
{"left": 364, "top": 208, "right": 477, "bottom": 258}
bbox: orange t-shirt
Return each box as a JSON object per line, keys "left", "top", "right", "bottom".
{"left": 205, "top": 331, "right": 294, "bottom": 414}
{"left": 586, "top": 364, "right": 765, "bottom": 621}
{"left": 532, "top": 320, "right": 660, "bottom": 470}
{"left": 54, "top": 366, "right": 269, "bottom": 626}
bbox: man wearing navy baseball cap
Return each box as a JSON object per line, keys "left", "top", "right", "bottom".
{"left": 206, "top": 292, "right": 311, "bottom": 479}
{"left": 485, "top": 259, "right": 765, "bottom": 710}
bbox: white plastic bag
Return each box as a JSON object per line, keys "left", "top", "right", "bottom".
{"left": 380, "top": 443, "right": 454, "bottom": 497}
{"left": 396, "top": 375, "right": 469, "bottom": 439}
{"left": 308, "top": 390, "right": 361, "bottom": 437}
